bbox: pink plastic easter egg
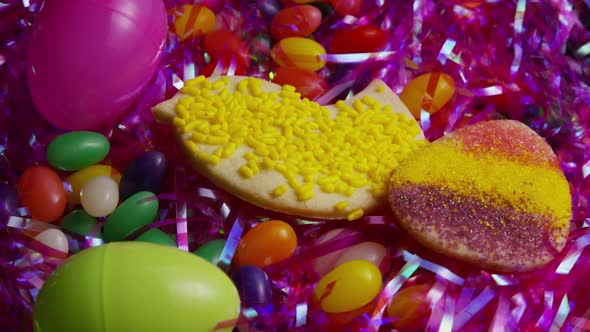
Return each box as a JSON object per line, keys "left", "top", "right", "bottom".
{"left": 27, "top": 0, "right": 167, "bottom": 131}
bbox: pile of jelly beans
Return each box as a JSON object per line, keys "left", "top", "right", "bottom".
{"left": 8, "top": 131, "right": 171, "bottom": 254}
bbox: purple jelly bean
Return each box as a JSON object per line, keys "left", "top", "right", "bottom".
{"left": 119, "top": 151, "right": 167, "bottom": 200}
{"left": 257, "top": 0, "right": 281, "bottom": 19}
{"left": 232, "top": 265, "right": 272, "bottom": 307}
{"left": 0, "top": 182, "right": 19, "bottom": 226}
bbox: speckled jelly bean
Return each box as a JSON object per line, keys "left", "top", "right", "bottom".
{"left": 330, "top": 0, "right": 362, "bottom": 16}
{"left": 119, "top": 151, "right": 168, "bottom": 200}
{"left": 80, "top": 176, "right": 119, "bottom": 217}
{"left": 66, "top": 164, "right": 121, "bottom": 204}
{"left": 232, "top": 265, "right": 273, "bottom": 307}
{"left": 194, "top": 239, "right": 226, "bottom": 265}
{"left": 330, "top": 25, "right": 387, "bottom": 54}
{"left": 135, "top": 229, "right": 177, "bottom": 247}
{"left": 18, "top": 166, "right": 66, "bottom": 223}
{"left": 272, "top": 66, "right": 326, "bottom": 100}
{"left": 270, "top": 5, "right": 322, "bottom": 40}
{"left": 172, "top": 4, "right": 216, "bottom": 41}
{"left": 400, "top": 72, "right": 456, "bottom": 118}
{"left": 235, "top": 220, "right": 297, "bottom": 268}
{"left": 271, "top": 37, "right": 326, "bottom": 72}
{"left": 386, "top": 285, "right": 431, "bottom": 330}
{"left": 0, "top": 182, "right": 19, "bottom": 226}
{"left": 102, "top": 191, "right": 158, "bottom": 242}
{"left": 60, "top": 209, "right": 100, "bottom": 237}
{"left": 35, "top": 228, "right": 69, "bottom": 255}
{"left": 46, "top": 131, "right": 110, "bottom": 171}
{"left": 313, "top": 260, "right": 382, "bottom": 313}
{"left": 204, "top": 30, "right": 249, "bottom": 66}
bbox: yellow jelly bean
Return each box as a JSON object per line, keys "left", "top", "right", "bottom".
{"left": 172, "top": 5, "right": 216, "bottom": 42}
{"left": 271, "top": 37, "right": 326, "bottom": 72}
{"left": 66, "top": 165, "right": 121, "bottom": 204}
{"left": 313, "top": 260, "right": 382, "bottom": 313}
{"left": 399, "top": 72, "right": 455, "bottom": 119}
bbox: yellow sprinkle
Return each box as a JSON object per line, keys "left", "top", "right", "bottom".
{"left": 238, "top": 164, "right": 255, "bottom": 178}
{"left": 347, "top": 209, "right": 364, "bottom": 221}
{"left": 272, "top": 185, "right": 287, "bottom": 197}
{"left": 335, "top": 201, "right": 349, "bottom": 211}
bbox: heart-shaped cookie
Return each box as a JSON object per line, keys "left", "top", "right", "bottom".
{"left": 388, "top": 120, "right": 571, "bottom": 272}
{"left": 152, "top": 75, "right": 425, "bottom": 219}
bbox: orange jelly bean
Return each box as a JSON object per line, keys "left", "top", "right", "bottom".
{"left": 235, "top": 220, "right": 297, "bottom": 268}
{"left": 270, "top": 5, "right": 322, "bottom": 40}
{"left": 272, "top": 66, "right": 326, "bottom": 100}
{"left": 386, "top": 284, "right": 431, "bottom": 331}
{"left": 330, "top": 0, "right": 362, "bottom": 16}
{"left": 172, "top": 5, "right": 215, "bottom": 41}
{"left": 271, "top": 37, "right": 327, "bottom": 72}
{"left": 18, "top": 166, "right": 66, "bottom": 223}
{"left": 399, "top": 72, "right": 456, "bottom": 119}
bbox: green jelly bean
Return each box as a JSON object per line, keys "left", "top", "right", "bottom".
{"left": 136, "top": 229, "right": 177, "bottom": 247}
{"left": 61, "top": 209, "right": 101, "bottom": 237}
{"left": 47, "top": 131, "right": 110, "bottom": 171}
{"left": 103, "top": 191, "right": 158, "bottom": 242}
{"left": 194, "top": 239, "right": 226, "bottom": 265}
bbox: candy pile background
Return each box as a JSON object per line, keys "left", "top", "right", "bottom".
{"left": 1, "top": 0, "right": 590, "bottom": 330}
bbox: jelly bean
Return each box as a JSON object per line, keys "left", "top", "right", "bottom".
{"left": 313, "top": 260, "right": 381, "bottom": 313}
{"left": 313, "top": 228, "right": 359, "bottom": 276}
{"left": 194, "top": 239, "right": 226, "bottom": 265}
{"left": 60, "top": 210, "right": 100, "bottom": 237}
{"left": 201, "top": 53, "right": 248, "bottom": 77}
{"left": 80, "top": 176, "right": 119, "bottom": 217}
{"left": 66, "top": 164, "right": 121, "bottom": 204}
{"left": 330, "top": 0, "right": 362, "bottom": 16}
{"left": 204, "top": 31, "right": 250, "bottom": 66}
{"left": 399, "top": 72, "right": 456, "bottom": 119}
{"left": 35, "top": 228, "right": 69, "bottom": 254}
{"left": 46, "top": 131, "right": 110, "bottom": 171}
{"left": 232, "top": 265, "right": 273, "bottom": 307}
{"left": 103, "top": 191, "right": 158, "bottom": 242}
{"left": 330, "top": 25, "right": 387, "bottom": 54}
{"left": 386, "top": 285, "right": 431, "bottom": 330}
{"left": 18, "top": 166, "right": 66, "bottom": 223}
{"left": 258, "top": 0, "right": 281, "bottom": 19}
{"left": 333, "top": 242, "right": 389, "bottom": 271}
{"left": 172, "top": 5, "right": 216, "bottom": 42}
{"left": 270, "top": 5, "right": 322, "bottom": 40}
{"left": 136, "top": 229, "right": 177, "bottom": 247}
{"left": 235, "top": 220, "right": 297, "bottom": 268}
{"left": 272, "top": 66, "right": 326, "bottom": 100}
{"left": 119, "top": 151, "right": 168, "bottom": 200}
{"left": 271, "top": 37, "right": 326, "bottom": 72}
{"left": 0, "top": 182, "right": 19, "bottom": 226}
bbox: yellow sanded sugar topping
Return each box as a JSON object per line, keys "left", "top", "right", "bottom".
{"left": 390, "top": 143, "right": 572, "bottom": 226}
{"left": 175, "top": 76, "right": 425, "bottom": 211}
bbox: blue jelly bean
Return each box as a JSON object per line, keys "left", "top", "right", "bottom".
{"left": 231, "top": 265, "right": 272, "bottom": 307}
{"left": 0, "top": 182, "right": 19, "bottom": 226}
{"left": 119, "top": 151, "right": 167, "bottom": 200}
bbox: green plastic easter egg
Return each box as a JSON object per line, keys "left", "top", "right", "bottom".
{"left": 34, "top": 242, "right": 240, "bottom": 332}
{"left": 194, "top": 239, "right": 226, "bottom": 265}
{"left": 103, "top": 191, "right": 158, "bottom": 242}
{"left": 136, "top": 229, "right": 176, "bottom": 247}
{"left": 60, "top": 209, "right": 100, "bottom": 237}
{"left": 46, "top": 131, "right": 110, "bottom": 171}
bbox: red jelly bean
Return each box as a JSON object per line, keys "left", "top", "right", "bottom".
{"left": 330, "top": 0, "right": 362, "bottom": 16}
{"left": 18, "top": 166, "right": 66, "bottom": 223}
{"left": 270, "top": 5, "right": 322, "bottom": 40}
{"left": 201, "top": 52, "right": 247, "bottom": 77}
{"left": 204, "top": 30, "right": 250, "bottom": 66}
{"left": 330, "top": 25, "right": 387, "bottom": 54}
{"left": 272, "top": 66, "right": 326, "bottom": 100}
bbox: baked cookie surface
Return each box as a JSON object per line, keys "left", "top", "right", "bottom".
{"left": 388, "top": 120, "right": 572, "bottom": 272}
{"left": 153, "top": 75, "right": 425, "bottom": 219}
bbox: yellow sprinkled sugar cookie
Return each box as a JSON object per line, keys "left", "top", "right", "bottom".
{"left": 152, "top": 75, "right": 425, "bottom": 219}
